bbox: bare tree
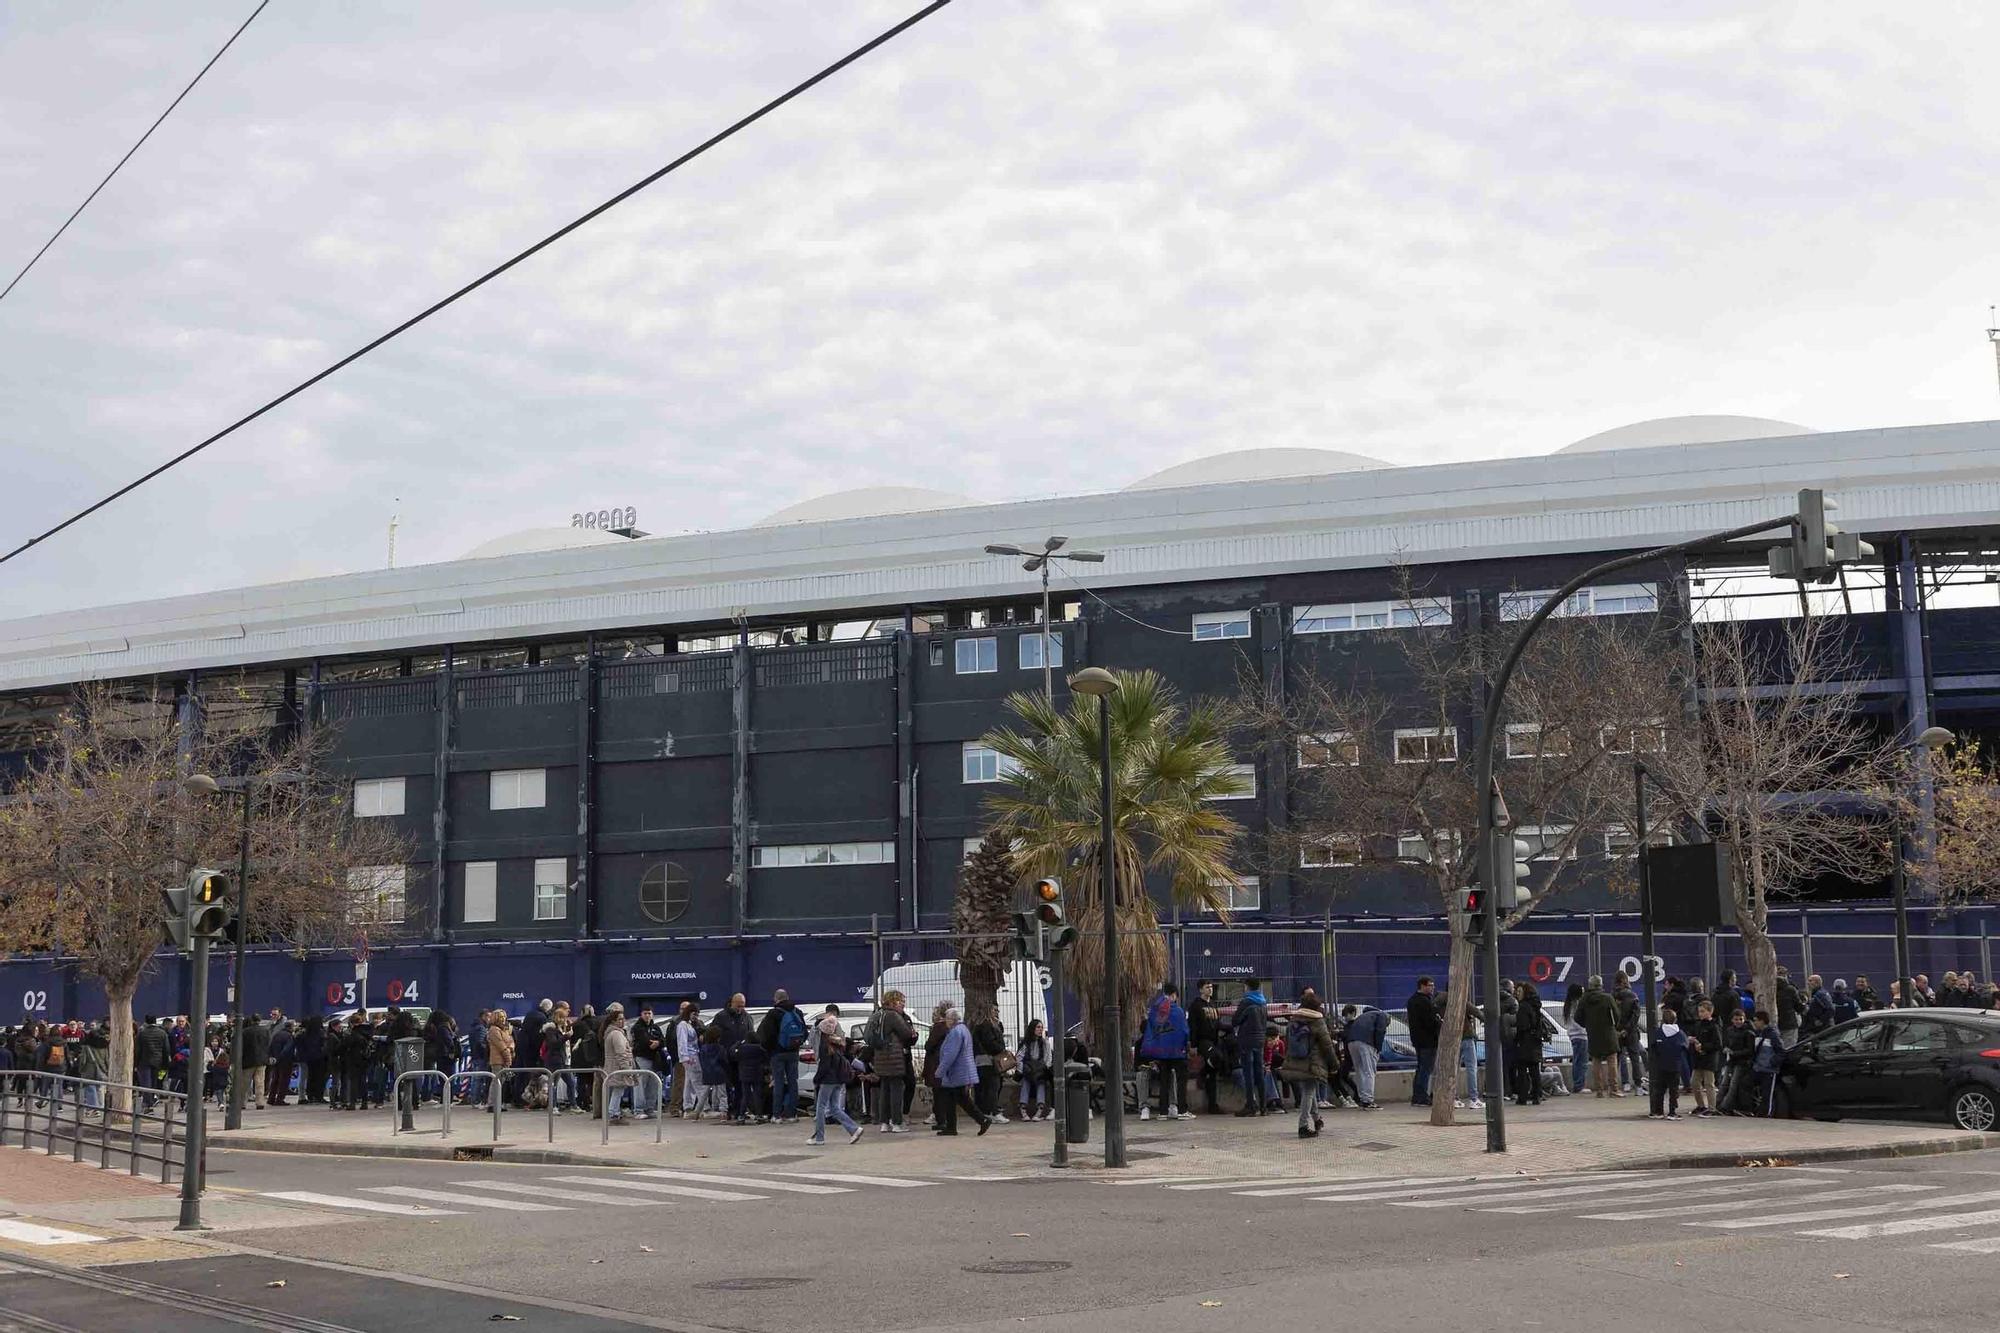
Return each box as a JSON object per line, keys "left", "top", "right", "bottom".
{"left": 1910, "top": 739, "right": 2000, "bottom": 909}
{"left": 0, "top": 684, "right": 411, "bottom": 1108}
{"left": 1240, "top": 580, "right": 1686, "bottom": 1126}
{"left": 952, "top": 830, "right": 1017, "bottom": 1027}
{"left": 1649, "top": 617, "right": 1902, "bottom": 1008}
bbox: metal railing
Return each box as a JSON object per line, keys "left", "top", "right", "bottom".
{"left": 598, "top": 1069, "right": 664, "bottom": 1144}
{"left": 390, "top": 1070, "right": 503, "bottom": 1141}
{"left": 0, "top": 1071, "right": 190, "bottom": 1186}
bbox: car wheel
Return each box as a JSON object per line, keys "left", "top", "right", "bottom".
{"left": 1951, "top": 1084, "right": 1997, "bottom": 1133}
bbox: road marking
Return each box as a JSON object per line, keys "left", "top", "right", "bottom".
{"left": 777, "top": 1172, "right": 932, "bottom": 1188}
{"left": 1931, "top": 1236, "right": 2000, "bottom": 1253}
{"left": 1420, "top": 1173, "right": 1748, "bottom": 1211}
{"left": 944, "top": 1174, "right": 1023, "bottom": 1182}
{"left": 628, "top": 1170, "right": 850, "bottom": 1194}
{"left": 363, "top": 1186, "right": 567, "bottom": 1212}
{"left": 0, "top": 1220, "right": 105, "bottom": 1246}
{"left": 1483, "top": 1178, "right": 1832, "bottom": 1214}
{"left": 454, "top": 1182, "right": 670, "bottom": 1207}
{"left": 1104, "top": 1177, "right": 1223, "bottom": 1186}
{"left": 264, "top": 1191, "right": 465, "bottom": 1216}
{"left": 548, "top": 1176, "right": 763, "bottom": 1202}
{"left": 1802, "top": 1207, "right": 2000, "bottom": 1241}
{"left": 1585, "top": 1183, "right": 1938, "bottom": 1222}
{"left": 1692, "top": 1188, "right": 2000, "bottom": 1230}
{"left": 1238, "top": 1177, "right": 1493, "bottom": 1198}
{"left": 1301, "top": 1171, "right": 1660, "bottom": 1202}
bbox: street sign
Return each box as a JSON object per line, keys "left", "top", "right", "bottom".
{"left": 1036, "top": 965, "right": 1052, "bottom": 991}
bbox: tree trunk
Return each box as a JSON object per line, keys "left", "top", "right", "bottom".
{"left": 106, "top": 976, "right": 136, "bottom": 1118}
{"left": 959, "top": 960, "right": 1001, "bottom": 1029}
{"left": 1428, "top": 929, "right": 1476, "bottom": 1127}
{"left": 1739, "top": 845, "right": 1777, "bottom": 1014}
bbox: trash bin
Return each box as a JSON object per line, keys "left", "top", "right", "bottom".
{"left": 1063, "top": 1062, "right": 1091, "bottom": 1144}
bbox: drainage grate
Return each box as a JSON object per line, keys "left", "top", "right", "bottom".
{"left": 1351, "top": 1141, "right": 1397, "bottom": 1152}
{"left": 698, "top": 1277, "right": 810, "bottom": 1292}
{"left": 963, "top": 1260, "right": 1072, "bottom": 1275}
{"left": 745, "top": 1154, "right": 814, "bottom": 1165}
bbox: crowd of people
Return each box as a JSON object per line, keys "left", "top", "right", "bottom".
{"left": 4, "top": 964, "right": 1992, "bottom": 1136}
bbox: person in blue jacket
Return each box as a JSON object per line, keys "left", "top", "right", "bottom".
{"left": 931, "top": 1007, "right": 989, "bottom": 1136}
{"left": 1137, "top": 982, "right": 1192, "bottom": 1122}
{"left": 1647, "top": 1007, "right": 1692, "bottom": 1120}
{"left": 1232, "top": 981, "right": 1270, "bottom": 1117}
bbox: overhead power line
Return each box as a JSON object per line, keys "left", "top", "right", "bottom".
{"left": 0, "top": 0, "right": 955, "bottom": 569}
{"left": 1, "top": 0, "right": 271, "bottom": 306}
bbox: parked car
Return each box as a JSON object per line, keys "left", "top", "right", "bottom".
{"left": 1780, "top": 1008, "right": 2000, "bottom": 1131}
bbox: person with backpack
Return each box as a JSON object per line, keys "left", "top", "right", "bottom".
{"left": 1136, "top": 983, "right": 1191, "bottom": 1122}
{"left": 1015, "top": 1019, "right": 1053, "bottom": 1122}
{"left": 1800, "top": 974, "right": 1834, "bottom": 1040}
{"left": 807, "top": 1007, "right": 864, "bottom": 1145}
{"left": 1232, "top": 981, "right": 1270, "bottom": 1117}
{"left": 865, "top": 990, "right": 916, "bottom": 1132}
{"left": 758, "top": 990, "right": 807, "bottom": 1124}
{"left": 1284, "top": 990, "right": 1338, "bottom": 1138}
{"left": 1749, "top": 1009, "right": 1787, "bottom": 1116}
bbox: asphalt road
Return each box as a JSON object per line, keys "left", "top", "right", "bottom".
{"left": 7, "top": 1147, "right": 2000, "bottom": 1331}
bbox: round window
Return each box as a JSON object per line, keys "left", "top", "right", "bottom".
{"left": 639, "top": 862, "right": 692, "bottom": 925}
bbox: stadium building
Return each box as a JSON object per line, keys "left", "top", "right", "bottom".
{"left": 5, "top": 415, "right": 1999, "bottom": 1023}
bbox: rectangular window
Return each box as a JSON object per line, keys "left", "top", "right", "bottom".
{"left": 1516, "top": 825, "right": 1575, "bottom": 862}
{"left": 962, "top": 742, "right": 1019, "bottom": 784}
{"left": 1602, "top": 721, "right": 1668, "bottom": 755}
{"left": 1505, "top": 723, "right": 1571, "bottom": 760}
{"left": 1298, "top": 732, "right": 1359, "bottom": 768}
{"left": 462, "top": 862, "right": 497, "bottom": 924}
{"left": 532, "top": 858, "right": 567, "bottom": 920}
{"left": 1500, "top": 583, "right": 1660, "bottom": 622}
{"left": 353, "top": 777, "right": 406, "bottom": 818}
{"left": 1210, "top": 762, "right": 1256, "bottom": 800}
{"left": 752, "top": 841, "right": 897, "bottom": 868}
{"left": 954, "top": 637, "right": 998, "bottom": 674}
{"left": 1396, "top": 831, "right": 1461, "bottom": 863}
{"left": 489, "top": 768, "right": 547, "bottom": 810}
{"left": 1299, "top": 836, "right": 1361, "bottom": 868}
{"left": 1192, "top": 611, "right": 1252, "bottom": 641}
{"left": 349, "top": 865, "right": 405, "bottom": 924}
{"left": 1018, "top": 632, "right": 1064, "bottom": 670}
{"left": 1293, "top": 598, "right": 1452, "bottom": 635}
{"left": 1393, "top": 727, "right": 1458, "bottom": 764}
{"left": 1603, "top": 826, "right": 1672, "bottom": 858}
{"left": 1209, "top": 875, "right": 1261, "bottom": 913}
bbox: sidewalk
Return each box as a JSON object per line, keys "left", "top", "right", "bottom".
{"left": 209, "top": 1093, "right": 1998, "bottom": 1180}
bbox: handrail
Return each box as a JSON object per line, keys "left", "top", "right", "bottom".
{"left": 598, "top": 1069, "right": 665, "bottom": 1145}
{"left": 390, "top": 1070, "right": 452, "bottom": 1138}
{"left": 0, "top": 1070, "right": 189, "bottom": 1185}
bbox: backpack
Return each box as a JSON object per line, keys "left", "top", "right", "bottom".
{"left": 862, "top": 1011, "right": 884, "bottom": 1050}
{"left": 777, "top": 1007, "right": 807, "bottom": 1052}
{"left": 1285, "top": 1020, "right": 1313, "bottom": 1063}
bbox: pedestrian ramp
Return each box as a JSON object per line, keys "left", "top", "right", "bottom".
{"left": 1155, "top": 1168, "right": 2000, "bottom": 1258}
{"left": 254, "top": 1168, "right": 939, "bottom": 1219}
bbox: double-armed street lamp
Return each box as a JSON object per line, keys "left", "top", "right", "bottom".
{"left": 983, "top": 537, "right": 1103, "bottom": 701}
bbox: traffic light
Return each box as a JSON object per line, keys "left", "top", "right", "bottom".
{"left": 1461, "top": 885, "right": 1486, "bottom": 942}
{"left": 1033, "top": 877, "right": 1078, "bottom": 950}
{"left": 161, "top": 882, "right": 191, "bottom": 954}
{"left": 1770, "top": 488, "right": 1875, "bottom": 584}
{"left": 1010, "top": 910, "right": 1045, "bottom": 962}
{"left": 1493, "top": 832, "right": 1533, "bottom": 911}
{"left": 185, "top": 868, "right": 232, "bottom": 940}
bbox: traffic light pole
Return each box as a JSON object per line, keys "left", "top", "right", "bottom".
{"left": 177, "top": 933, "right": 210, "bottom": 1231}
{"left": 1635, "top": 763, "right": 1660, "bottom": 1057}
{"left": 1049, "top": 947, "right": 1068, "bottom": 1169}
{"left": 224, "top": 785, "right": 251, "bottom": 1132}
{"left": 1472, "top": 509, "right": 1800, "bottom": 1153}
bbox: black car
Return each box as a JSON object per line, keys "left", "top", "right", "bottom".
{"left": 1781, "top": 1008, "right": 2000, "bottom": 1131}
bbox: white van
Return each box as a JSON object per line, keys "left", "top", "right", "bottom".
{"left": 863, "top": 959, "right": 1049, "bottom": 1051}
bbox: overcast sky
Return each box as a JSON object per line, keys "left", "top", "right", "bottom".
{"left": 2, "top": 2, "right": 1997, "bottom": 618}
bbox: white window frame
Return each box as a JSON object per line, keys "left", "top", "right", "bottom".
{"left": 1299, "top": 836, "right": 1361, "bottom": 868}
{"left": 1393, "top": 727, "right": 1459, "bottom": 764}
{"left": 531, "top": 858, "right": 568, "bottom": 920}
{"left": 1298, "top": 731, "right": 1359, "bottom": 768}
{"left": 462, "top": 861, "right": 497, "bottom": 924}
{"left": 1017, "top": 632, "right": 1064, "bottom": 670}
{"left": 1208, "top": 875, "right": 1262, "bottom": 913}
{"left": 350, "top": 865, "right": 405, "bottom": 925}
{"left": 353, "top": 776, "right": 406, "bottom": 818}
{"left": 489, "top": 768, "right": 547, "bottom": 811}
{"left": 1601, "top": 720, "right": 1668, "bottom": 755}
{"left": 1293, "top": 598, "right": 1452, "bottom": 635}
{"left": 1516, "top": 824, "right": 1577, "bottom": 862}
{"left": 751, "top": 841, "right": 896, "bottom": 869}
{"left": 1604, "top": 826, "right": 1673, "bottom": 858}
{"left": 1499, "top": 582, "right": 1659, "bottom": 622}
{"left": 962, "top": 742, "right": 1018, "bottom": 784}
{"left": 1192, "top": 611, "right": 1252, "bottom": 641}
{"left": 1505, "top": 722, "right": 1571, "bottom": 760}
{"left": 1210, "top": 762, "right": 1256, "bottom": 801}
{"left": 954, "top": 637, "right": 998, "bottom": 674}
{"left": 1396, "top": 830, "right": 1461, "bottom": 864}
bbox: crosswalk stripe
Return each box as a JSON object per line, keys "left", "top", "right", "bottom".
{"left": 1106, "top": 1177, "right": 1224, "bottom": 1186}
{"left": 1302, "top": 1171, "right": 1660, "bottom": 1203}
{"left": 1455, "top": 1174, "right": 1790, "bottom": 1213}
{"left": 1169, "top": 1179, "right": 1333, "bottom": 1192}
{"left": 264, "top": 1191, "right": 465, "bottom": 1216}
{"left": 777, "top": 1172, "right": 932, "bottom": 1188}
{"left": 547, "top": 1176, "right": 763, "bottom": 1202}
{"left": 1691, "top": 1187, "right": 2000, "bottom": 1230}
{"left": 1802, "top": 1207, "right": 2000, "bottom": 1241}
{"left": 1931, "top": 1236, "right": 2000, "bottom": 1254}
{"left": 1585, "top": 1183, "right": 1938, "bottom": 1222}
{"left": 629, "top": 1170, "right": 850, "bottom": 1195}
{"left": 456, "top": 1182, "right": 670, "bottom": 1207}
{"left": 0, "top": 1220, "right": 105, "bottom": 1246}
{"left": 1390, "top": 1173, "right": 1740, "bottom": 1209}
{"left": 363, "top": 1186, "right": 567, "bottom": 1212}
{"left": 1238, "top": 1177, "right": 1485, "bottom": 1198}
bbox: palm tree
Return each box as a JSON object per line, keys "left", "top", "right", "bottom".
{"left": 980, "top": 669, "right": 1246, "bottom": 1046}
{"left": 952, "top": 830, "right": 1018, "bottom": 1026}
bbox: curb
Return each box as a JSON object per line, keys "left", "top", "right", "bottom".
{"left": 1609, "top": 1131, "right": 1999, "bottom": 1172}
{"left": 214, "top": 1133, "right": 656, "bottom": 1169}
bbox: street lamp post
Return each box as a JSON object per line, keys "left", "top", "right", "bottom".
{"left": 1067, "top": 666, "right": 1124, "bottom": 1169}
{"left": 1896, "top": 725, "right": 1955, "bottom": 1010}
{"left": 983, "top": 537, "right": 1104, "bottom": 700}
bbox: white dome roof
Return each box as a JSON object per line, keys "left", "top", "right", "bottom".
{"left": 1125, "top": 447, "right": 1390, "bottom": 491}
{"left": 459, "top": 527, "right": 633, "bottom": 560}
{"left": 1559, "top": 415, "right": 1815, "bottom": 454}
{"left": 754, "top": 485, "right": 978, "bottom": 527}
